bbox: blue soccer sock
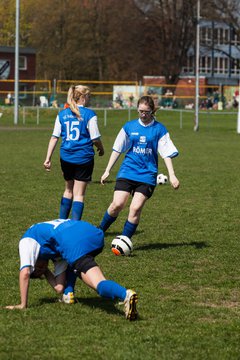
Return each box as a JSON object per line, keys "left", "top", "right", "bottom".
{"left": 59, "top": 197, "right": 72, "bottom": 219}
{"left": 71, "top": 201, "right": 84, "bottom": 220}
{"left": 97, "top": 280, "right": 127, "bottom": 301}
{"left": 99, "top": 211, "right": 117, "bottom": 232}
{"left": 64, "top": 266, "right": 77, "bottom": 295}
{"left": 122, "top": 220, "right": 138, "bottom": 238}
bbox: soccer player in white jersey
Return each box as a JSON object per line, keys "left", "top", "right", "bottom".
{"left": 5, "top": 219, "right": 138, "bottom": 320}
{"left": 99, "top": 95, "right": 180, "bottom": 240}
{"left": 44, "top": 85, "right": 104, "bottom": 221}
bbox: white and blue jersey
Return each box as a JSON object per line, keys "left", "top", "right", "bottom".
{"left": 52, "top": 106, "right": 101, "bottom": 164}
{"left": 19, "top": 219, "right": 104, "bottom": 273}
{"left": 113, "top": 118, "right": 178, "bottom": 186}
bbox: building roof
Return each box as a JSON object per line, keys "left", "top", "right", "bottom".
{"left": 188, "top": 45, "right": 240, "bottom": 59}
{"left": 0, "top": 46, "right": 36, "bottom": 54}
{"left": 200, "top": 20, "right": 232, "bottom": 29}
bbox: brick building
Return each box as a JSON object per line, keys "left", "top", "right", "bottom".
{"left": 0, "top": 46, "right": 36, "bottom": 102}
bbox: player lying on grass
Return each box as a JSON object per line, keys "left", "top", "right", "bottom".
{"left": 5, "top": 219, "right": 138, "bottom": 320}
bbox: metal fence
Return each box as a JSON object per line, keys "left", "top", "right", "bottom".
{"left": 0, "top": 105, "right": 237, "bottom": 130}
{"left": 1, "top": 79, "right": 239, "bottom": 111}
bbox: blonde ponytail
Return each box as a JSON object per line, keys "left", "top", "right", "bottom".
{"left": 67, "top": 85, "right": 81, "bottom": 119}
{"left": 67, "top": 85, "right": 91, "bottom": 120}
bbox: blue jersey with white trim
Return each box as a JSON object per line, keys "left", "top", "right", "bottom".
{"left": 57, "top": 107, "right": 97, "bottom": 164}
{"left": 114, "top": 119, "right": 178, "bottom": 186}
{"left": 21, "top": 219, "right": 104, "bottom": 265}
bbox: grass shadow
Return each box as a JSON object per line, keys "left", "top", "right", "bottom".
{"left": 76, "top": 297, "right": 142, "bottom": 321}
{"left": 36, "top": 296, "right": 142, "bottom": 320}
{"left": 75, "top": 297, "right": 123, "bottom": 316}
{"left": 91, "top": 180, "right": 115, "bottom": 184}
{"left": 37, "top": 296, "right": 122, "bottom": 316}
{"left": 135, "top": 241, "right": 209, "bottom": 251}
{"left": 37, "top": 297, "right": 61, "bottom": 305}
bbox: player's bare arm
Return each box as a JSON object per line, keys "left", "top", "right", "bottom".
{"left": 5, "top": 267, "right": 31, "bottom": 310}
{"left": 93, "top": 139, "right": 104, "bottom": 156}
{"left": 43, "top": 136, "right": 59, "bottom": 171}
{"left": 163, "top": 157, "right": 180, "bottom": 189}
{"left": 101, "top": 151, "right": 121, "bottom": 184}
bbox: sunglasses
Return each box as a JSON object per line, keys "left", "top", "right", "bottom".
{"left": 138, "top": 110, "right": 152, "bottom": 115}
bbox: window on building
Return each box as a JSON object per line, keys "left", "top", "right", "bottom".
{"left": 224, "top": 58, "right": 229, "bottom": 74}
{"left": 219, "top": 28, "right": 223, "bottom": 44}
{"left": 233, "top": 59, "right": 240, "bottom": 75}
{"left": 207, "top": 57, "right": 211, "bottom": 73}
{"left": 19, "top": 56, "right": 27, "bottom": 70}
{"left": 214, "top": 57, "right": 219, "bottom": 73}
{"left": 213, "top": 28, "right": 218, "bottom": 44}
{"left": 233, "top": 33, "right": 240, "bottom": 46}
{"left": 218, "top": 28, "right": 229, "bottom": 45}
{"left": 200, "top": 27, "right": 212, "bottom": 45}
{"left": 223, "top": 28, "right": 229, "bottom": 44}
{"left": 206, "top": 28, "right": 212, "bottom": 45}
{"left": 200, "top": 56, "right": 206, "bottom": 72}
{"left": 219, "top": 58, "right": 224, "bottom": 73}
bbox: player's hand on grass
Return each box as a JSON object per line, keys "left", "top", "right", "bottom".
{"left": 5, "top": 304, "right": 26, "bottom": 310}
{"left": 170, "top": 174, "right": 180, "bottom": 189}
{"left": 101, "top": 171, "right": 110, "bottom": 184}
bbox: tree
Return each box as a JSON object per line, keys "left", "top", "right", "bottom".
{"left": 133, "top": 0, "right": 197, "bottom": 83}
{"left": 0, "top": 0, "right": 34, "bottom": 47}
{"left": 1, "top": 0, "right": 239, "bottom": 81}
{"left": 28, "top": 0, "right": 110, "bottom": 80}
{"left": 102, "top": 0, "right": 145, "bottom": 80}
{"left": 202, "top": 0, "right": 240, "bottom": 31}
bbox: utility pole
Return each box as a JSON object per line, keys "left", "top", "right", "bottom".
{"left": 14, "top": 0, "right": 20, "bottom": 125}
{"left": 194, "top": 0, "right": 200, "bottom": 131}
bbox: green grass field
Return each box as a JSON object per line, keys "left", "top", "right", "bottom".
{"left": 0, "top": 108, "right": 240, "bottom": 359}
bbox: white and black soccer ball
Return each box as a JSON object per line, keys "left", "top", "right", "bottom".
{"left": 111, "top": 235, "right": 133, "bottom": 256}
{"left": 157, "top": 173, "right": 168, "bottom": 185}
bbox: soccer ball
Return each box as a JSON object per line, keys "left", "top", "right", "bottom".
{"left": 157, "top": 173, "right": 168, "bottom": 185}
{"left": 111, "top": 235, "right": 133, "bottom": 256}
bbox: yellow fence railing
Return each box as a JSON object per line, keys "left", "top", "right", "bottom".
{"left": 56, "top": 80, "right": 139, "bottom": 95}
{"left": 0, "top": 79, "right": 239, "bottom": 109}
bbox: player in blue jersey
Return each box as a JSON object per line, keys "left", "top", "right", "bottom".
{"left": 44, "top": 85, "right": 104, "bottom": 221}
{"left": 99, "top": 95, "right": 180, "bottom": 241}
{"left": 5, "top": 219, "right": 138, "bottom": 320}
